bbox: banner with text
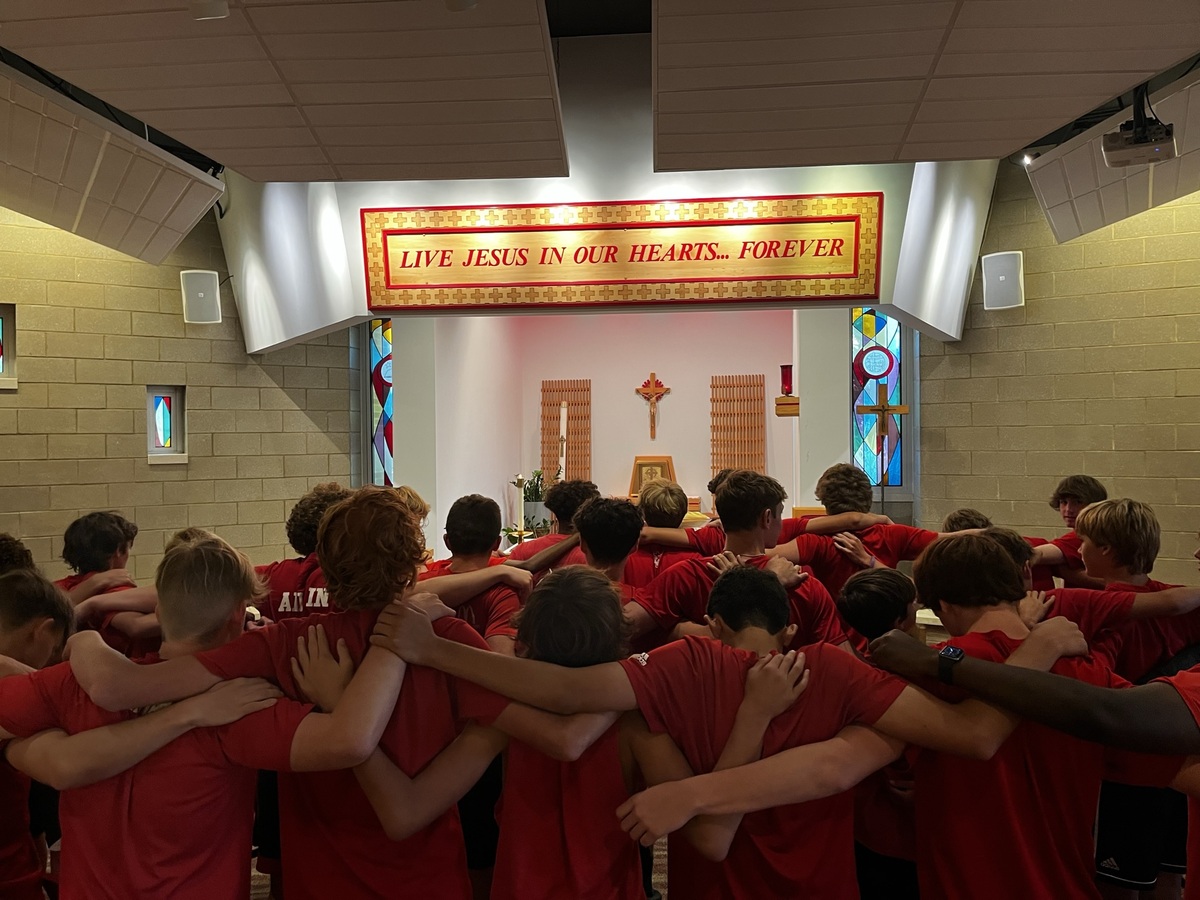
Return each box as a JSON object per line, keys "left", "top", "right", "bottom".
{"left": 361, "top": 194, "right": 882, "bottom": 311}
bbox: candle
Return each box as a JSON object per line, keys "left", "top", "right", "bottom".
{"left": 558, "top": 402, "right": 568, "bottom": 478}
{"left": 780, "top": 364, "right": 794, "bottom": 397}
{"left": 514, "top": 474, "right": 526, "bottom": 536}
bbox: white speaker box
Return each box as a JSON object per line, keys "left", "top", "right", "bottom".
{"left": 181, "top": 270, "right": 222, "bottom": 324}
{"left": 981, "top": 251, "right": 1025, "bottom": 310}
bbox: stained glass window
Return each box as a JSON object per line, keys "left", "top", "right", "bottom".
{"left": 0, "top": 315, "right": 5, "bottom": 374}
{"left": 152, "top": 394, "right": 172, "bottom": 448}
{"left": 369, "top": 319, "right": 394, "bottom": 486}
{"left": 851, "top": 307, "right": 902, "bottom": 486}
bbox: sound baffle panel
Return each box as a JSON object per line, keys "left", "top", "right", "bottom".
{"left": 540, "top": 380, "right": 592, "bottom": 481}
{"left": 710, "top": 374, "right": 766, "bottom": 476}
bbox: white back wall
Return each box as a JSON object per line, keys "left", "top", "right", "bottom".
{"left": 515, "top": 308, "right": 795, "bottom": 510}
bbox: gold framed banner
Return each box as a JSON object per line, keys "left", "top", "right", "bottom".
{"left": 361, "top": 193, "right": 882, "bottom": 312}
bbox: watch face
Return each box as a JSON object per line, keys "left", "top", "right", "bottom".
{"left": 939, "top": 646, "right": 966, "bottom": 662}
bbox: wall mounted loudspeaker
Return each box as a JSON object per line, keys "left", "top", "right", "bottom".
{"left": 980, "top": 251, "right": 1025, "bottom": 310}
{"left": 180, "top": 270, "right": 222, "bottom": 324}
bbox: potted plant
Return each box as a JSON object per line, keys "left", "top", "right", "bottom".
{"left": 508, "top": 469, "right": 559, "bottom": 542}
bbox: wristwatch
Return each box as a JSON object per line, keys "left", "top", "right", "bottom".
{"left": 937, "top": 645, "right": 965, "bottom": 684}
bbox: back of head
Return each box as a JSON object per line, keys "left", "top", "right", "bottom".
{"left": 981, "top": 526, "right": 1035, "bottom": 569}
{"left": 544, "top": 480, "right": 601, "bottom": 533}
{"left": 393, "top": 485, "right": 431, "bottom": 523}
{"left": 913, "top": 534, "right": 1025, "bottom": 615}
{"left": 286, "top": 482, "right": 354, "bottom": 557}
{"left": 574, "top": 498, "right": 643, "bottom": 565}
{"left": 815, "top": 463, "right": 873, "bottom": 515}
{"left": 0, "top": 534, "right": 35, "bottom": 576}
{"left": 156, "top": 536, "right": 264, "bottom": 644}
{"left": 942, "top": 508, "right": 993, "bottom": 532}
{"left": 707, "top": 468, "right": 734, "bottom": 496}
{"left": 62, "top": 511, "right": 138, "bottom": 574}
{"left": 164, "top": 527, "right": 218, "bottom": 554}
{"left": 638, "top": 479, "right": 688, "bottom": 528}
{"left": 838, "top": 568, "right": 917, "bottom": 640}
{"left": 707, "top": 566, "right": 789, "bottom": 635}
{"left": 714, "top": 470, "right": 788, "bottom": 533}
{"left": 317, "top": 486, "right": 425, "bottom": 611}
{"left": 514, "top": 567, "right": 627, "bottom": 666}
{"left": 444, "top": 494, "right": 502, "bottom": 557}
{"left": 0, "top": 569, "right": 73, "bottom": 640}
{"left": 1075, "top": 498, "right": 1160, "bottom": 575}
{"left": 1049, "top": 474, "right": 1107, "bottom": 509}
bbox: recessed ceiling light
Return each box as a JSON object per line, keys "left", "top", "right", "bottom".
{"left": 444, "top": 0, "right": 478, "bottom": 10}
{"left": 190, "top": 0, "right": 229, "bottom": 20}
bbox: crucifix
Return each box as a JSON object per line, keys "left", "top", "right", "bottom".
{"left": 854, "top": 395, "right": 910, "bottom": 487}
{"left": 635, "top": 372, "right": 670, "bottom": 440}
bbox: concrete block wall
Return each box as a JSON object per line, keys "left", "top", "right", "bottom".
{"left": 0, "top": 208, "right": 355, "bottom": 582}
{"left": 920, "top": 162, "right": 1200, "bottom": 585}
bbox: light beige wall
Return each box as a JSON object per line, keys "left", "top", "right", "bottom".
{"left": 920, "top": 163, "right": 1200, "bottom": 585}
{"left": 0, "top": 208, "right": 355, "bottom": 582}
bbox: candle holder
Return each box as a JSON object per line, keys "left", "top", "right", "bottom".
{"left": 780, "top": 364, "right": 793, "bottom": 396}
{"left": 775, "top": 364, "right": 799, "bottom": 417}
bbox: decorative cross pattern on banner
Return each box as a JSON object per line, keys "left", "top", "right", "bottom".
{"left": 361, "top": 194, "right": 882, "bottom": 312}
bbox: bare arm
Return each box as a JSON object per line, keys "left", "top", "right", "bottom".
{"left": 74, "top": 586, "right": 159, "bottom": 625}
{"left": 106, "top": 611, "right": 161, "bottom": 643}
{"left": 803, "top": 512, "right": 891, "bottom": 535}
{"left": 504, "top": 533, "right": 580, "bottom": 572}
{"left": 353, "top": 726, "right": 508, "bottom": 841}
{"left": 622, "top": 601, "right": 658, "bottom": 641}
{"left": 618, "top": 725, "right": 901, "bottom": 843}
{"left": 67, "top": 631, "right": 218, "bottom": 711}
{"left": 639, "top": 526, "right": 693, "bottom": 550}
{"left": 3, "top": 678, "right": 282, "bottom": 790}
{"left": 491, "top": 703, "right": 617, "bottom": 762}
{"left": 1031, "top": 544, "right": 1065, "bottom": 567}
{"left": 422, "top": 567, "right": 533, "bottom": 609}
{"left": 64, "top": 570, "right": 135, "bottom": 605}
{"left": 371, "top": 605, "right": 637, "bottom": 714}
{"left": 1129, "top": 586, "right": 1200, "bottom": 619}
{"left": 870, "top": 626, "right": 1200, "bottom": 754}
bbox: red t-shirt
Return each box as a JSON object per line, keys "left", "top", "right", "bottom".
{"left": 1042, "top": 587, "right": 1136, "bottom": 672}
{"left": 1103, "top": 579, "right": 1192, "bottom": 682}
{"left": 255, "top": 554, "right": 329, "bottom": 619}
{"left": 685, "top": 524, "right": 726, "bottom": 556}
{"left": 854, "top": 756, "right": 916, "bottom": 862}
{"left": 194, "top": 611, "right": 505, "bottom": 900}
{"left": 506, "top": 533, "right": 587, "bottom": 569}
{"left": 618, "top": 637, "right": 905, "bottom": 899}
{"left": 54, "top": 572, "right": 158, "bottom": 659}
{"left": 916, "top": 631, "right": 1129, "bottom": 900}
{"left": 632, "top": 555, "right": 847, "bottom": 651}
{"left": 0, "top": 658, "right": 307, "bottom": 900}
{"left": 419, "top": 560, "right": 519, "bottom": 643}
{"left": 492, "top": 724, "right": 641, "bottom": 900}
{"left": 1051, "top": 530, "right": 1085, "bottom": 568}
{"left": 1157, "top": 668, "right": 1200, "bottom": 885}
{"left": 789, "top": 524, "right": 939, "bottom": 597}
{"left": 0, "top": 756, "right": 40, "bottom": 900}
{"left": 1024, "top": 536, "right": 1056, "bottom": 592}
{"left": 623, "top": 545, "right": 702, "bottom": 590}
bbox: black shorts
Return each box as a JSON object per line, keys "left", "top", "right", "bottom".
{"left": 1094, "top": 781, "right": 1188, "bottom": 888}
{"left": 458, "top": 755, "right": 503, "bottom": 871}
{"left": 253, "top": 770, "right": 282, "bottom": 872}
{"left": 855, "top": 841, "right": 920, "bottom": 900}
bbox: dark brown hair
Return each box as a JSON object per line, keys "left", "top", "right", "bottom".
{"left": 62, "top": 511, "right": 138, "bottom": 574}
{"left": 512, "top": 567, "right": 628, "bottom": 667}
{"left": 543, "top": 480, "right": 601, "bottom": 534}
{"left": 286, "top": 482, "right": 353, "bottom": 556}
{"left": 444, "top": 494, "right": 502, "bottom": 557}
{"left": 0, "top": 569, "right": 74, "bottom": 638}
{"left": 942, "top": 508, "right": 993, "bottom": 531}
{"left": 317, "top": 486, "right": 425, "bottom": 611}
{"left": 0, "top": 534, "right": 35, "bottom": 576}
{"left": 714, "top": 470, "right": 787, "bottom": 532}
{"left": 707, "top": 468, "right": 734, "bottom": 496}
{"left": 815, "top": 463, "right": 873, "bottom": 515}
{"left": 838, "top": 568, "right": 916, "bottom": 640}
{"left": 913, "top": 534, "right": 1025, "bottom": 615}
{"left": 574, "top": 498, "right": 643, "bottom": 565}
{"left": 981, "top": 526, "right": 1035, "bottom": 568}
{"left": 706, "top": 566, "right": 789, "bottom": 634}
{"left": 1049, "top": 475, "right": 1107, "bottom": 509}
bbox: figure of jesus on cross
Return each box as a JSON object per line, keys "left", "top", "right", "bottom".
{"left": 636, "top": 372, "right": 670, "bottom": 440}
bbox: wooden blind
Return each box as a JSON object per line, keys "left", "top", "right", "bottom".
{"left": 710, "top": 374, "right": 766, "bottom": 475}
{"left": 540, "top": 379, "right": 592, "bottom": 481}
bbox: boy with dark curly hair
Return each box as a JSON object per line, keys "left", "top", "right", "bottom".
{"left": 506, "top": 479, "right": 598, "bottom": 572}
{"left": 0, "top": 534, "right": 34, "bottom": 576}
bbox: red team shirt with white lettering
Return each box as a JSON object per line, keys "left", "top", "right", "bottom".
{"left": 0, "top": 658, "right": 308, "bottom": 900}
{"left": 194, "top": 611, "right": 506, "bottom": 900}
{"left": 255, "top": 554, "right": 330, "bottom": 619}
{"left": 618, "top": 638, "right": 906, "bottom": 899}
{"left": 419, "top": 560, "right": 519, "bottom": 642}
{"left": 631, "top": 555, "right": 848, "bottom": 650}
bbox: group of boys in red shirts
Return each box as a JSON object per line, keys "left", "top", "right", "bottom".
{"left": 1, "top": 466, "right": 1199, "bottom": 900}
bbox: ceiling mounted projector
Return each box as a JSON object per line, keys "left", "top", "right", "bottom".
{"left": 1101, "top": 84, "right": 1177, "bottom": 168}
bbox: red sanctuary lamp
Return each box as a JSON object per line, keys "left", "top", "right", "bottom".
{"left": 775, "top": 364, "right": 799, "bottom": 417}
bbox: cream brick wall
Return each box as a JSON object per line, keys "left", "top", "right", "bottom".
{"left": 919, "top": 163, "right": 1200, "bottom": 585}
{"left": 0, "top": 208, "right": 355, "bottom": 582}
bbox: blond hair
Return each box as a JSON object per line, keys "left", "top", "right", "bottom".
{"left": 1074, "top": 498, "right": 1160, "bottom": 575}
{"left": 164, "top": 527, "right": 218, "bottom": 554}
{"left": 155, "top": 535, "right": 266, "bottom": 643}
{"left": 638, "top": 479, "right": 688, "bottom": 528}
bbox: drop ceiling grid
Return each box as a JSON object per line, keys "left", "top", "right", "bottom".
{"left": 2, "top": 0, "right": 567, "bottom": 182}
{"left": 654, "top": 0, "right": 1200, "bottom": 171}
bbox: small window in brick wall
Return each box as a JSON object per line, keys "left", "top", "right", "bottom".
{"left": 146, "top": 385, "right": 187, "bottom": 464}
{"left": 0, "top": 304, "right": 17, "bottom": 390}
